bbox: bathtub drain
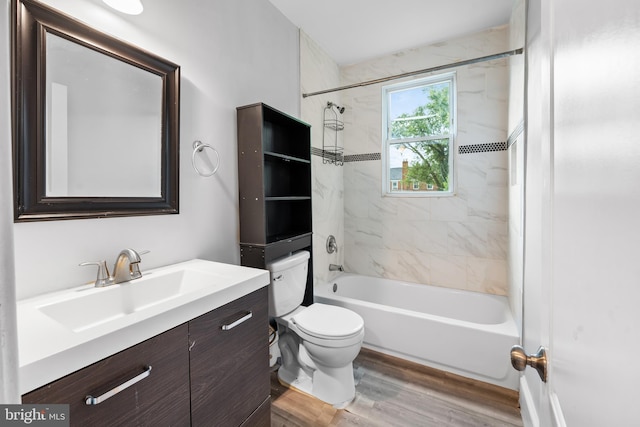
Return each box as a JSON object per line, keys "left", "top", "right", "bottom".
{"left": 333, "top": 283, "right": 338, "bottom": 292}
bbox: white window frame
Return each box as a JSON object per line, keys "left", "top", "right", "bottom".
{"left": 382, "top": 73, "right": 456, "bottom": 197}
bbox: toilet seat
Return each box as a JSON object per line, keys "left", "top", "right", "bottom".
{"left": 292, "top": 303, "right": 364, "bottom": 340}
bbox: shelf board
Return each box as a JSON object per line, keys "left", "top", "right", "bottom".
{"left": 264, "top": 151, "right": 310, "bottom": 164}
{"left": 265, "top": 196, "right": 311, "bottom": 201}
{"left": 266, "top": 231, "right": 313, "bottom": 245}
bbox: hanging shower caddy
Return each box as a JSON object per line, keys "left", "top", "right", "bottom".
{"left": 322, "top": 102, "right": 344, "bottom": 165}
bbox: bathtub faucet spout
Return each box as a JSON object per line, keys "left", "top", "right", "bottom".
{"left": 329, "top": 264, "right": 344, "bottom": 272}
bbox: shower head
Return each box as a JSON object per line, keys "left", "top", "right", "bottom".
{"left": 327, "top": 102, "right": 345, "bottom": 114}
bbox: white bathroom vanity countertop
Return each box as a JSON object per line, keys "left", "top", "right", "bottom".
{"left": 16, "top": 259, "right": 270, "bottom": 395}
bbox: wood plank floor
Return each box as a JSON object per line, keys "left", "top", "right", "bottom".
{"left": 271, "top": 348, "right": 523, "bottom": 427}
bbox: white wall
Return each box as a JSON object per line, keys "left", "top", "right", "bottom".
{"left": 339, "top": 27, "right": 511, "bottom": 295}
{"left": 299, "top": 31, "right": 345, "bottom": 286}
{"left": 4, "top": 0, "right": 300, "bottom": 299}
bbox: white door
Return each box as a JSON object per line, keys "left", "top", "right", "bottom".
{"left": 520, "top": 0, "right": 553, "bottom": 422}
{"left": 520, "top": 0, "right": 640, "bottom": 425}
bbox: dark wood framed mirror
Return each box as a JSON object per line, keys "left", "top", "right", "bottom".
{"left": 11, "top": 0, "right": 180, "bottom": 222}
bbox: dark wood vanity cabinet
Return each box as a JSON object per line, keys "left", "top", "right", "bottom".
{"left": 23, "top": 287, "right": 270, "bottom": 427}
{"left": 237, "top": 103, "right": 314, "bottom": 305}
{"left": 189, "top": 286, "right": 269, "bottom": 426}
{"left": 23, "top": 324, "right": 191, "bottom": 426}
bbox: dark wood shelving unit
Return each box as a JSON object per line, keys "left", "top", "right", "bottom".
{"left": 237, "top": 103, "right": 314, "bottom": 305}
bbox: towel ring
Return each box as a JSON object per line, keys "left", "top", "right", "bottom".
{"left": 191, "top": 140, "right": 220, "bottom": 177}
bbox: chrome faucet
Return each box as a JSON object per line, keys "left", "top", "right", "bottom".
{"left": 329, "top": 264, "right": 344, "bottom": 272}
{"left": 112, "top": 248, "right": 143, "bottom": 284}
{"left": 80, "top": 248, "right": 147, "bottom": 287}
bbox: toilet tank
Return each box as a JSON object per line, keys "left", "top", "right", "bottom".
{"left": 266, "top": 250, "right": 310, "bottom": 317}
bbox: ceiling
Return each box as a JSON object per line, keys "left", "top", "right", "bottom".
{"left": 268, "top": 0, "right": 516, "bottom": 66}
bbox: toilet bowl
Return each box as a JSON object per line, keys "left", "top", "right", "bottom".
{"left": 266, "top": 251, "right": 364, "bottom": 408}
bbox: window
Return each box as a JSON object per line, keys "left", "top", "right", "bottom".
{"left": 382, "top": 73, "right": 455, "bottom": 196}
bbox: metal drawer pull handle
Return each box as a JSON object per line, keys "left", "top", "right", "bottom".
{"left": 221, "top": 311, "right": 252, "bottom": 330}
{"left": 85, "top": 366, "right": 152, "bottom": 405}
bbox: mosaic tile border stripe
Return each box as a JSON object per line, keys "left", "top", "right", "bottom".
{"left": 312, "top": 148, "right": 380, "bottom": 163}
{"left": 344, "top": 152, "right": 381, "bottom": 162}
{"left": 314, "top": 142, "right": 508, "bottom": 163}
{"left": 458, "top": 141, "right": 507, "bottom": 154}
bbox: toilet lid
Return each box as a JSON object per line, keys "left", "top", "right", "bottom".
{"left": 292, "top": 303, "right": 364, "bottom": 339}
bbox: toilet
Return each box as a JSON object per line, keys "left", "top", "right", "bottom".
{"left": 267, "top": 250, "right": 364, "bottom": 408}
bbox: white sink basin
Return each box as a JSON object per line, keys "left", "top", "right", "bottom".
{"left": 17, "top": 259, "right": 270, "bottom": 395}
{"left": 38, "top": 268, "right": 227, "bottom": 332}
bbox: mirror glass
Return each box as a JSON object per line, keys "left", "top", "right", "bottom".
{"left": 13, "top": 0, "right": 180, "bottom": 221}
{"left": 46, "top": 33, "right": 163, "bottom": 197}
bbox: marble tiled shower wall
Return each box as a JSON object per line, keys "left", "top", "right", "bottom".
{"left": 300, "top": 31, "right": 344, "bottom": 287}
{"left": 303, "top": 26, "right": 511, "bottom": 295}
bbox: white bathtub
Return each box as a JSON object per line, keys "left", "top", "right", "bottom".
{"left": 315, "top": 274, "right": 520, "bottom": 390}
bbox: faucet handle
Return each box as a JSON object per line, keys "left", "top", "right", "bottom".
{"left": 80, "top": 260, "right": 114, "bottom": 287}
{"left": 326, "top": 235, "right": 338, "bottom": 254}
{"left": 128, "top": 249, "right": 150, "bottom": 260}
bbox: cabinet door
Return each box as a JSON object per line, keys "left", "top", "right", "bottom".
{"left": 189, "top": 287, "right": 270, "bottom": 427}
{"left": 23, "top": 324, "right": 191, "bottom": 427}
{"left": 240, "top": 397, "right": 271, "bottom": 427}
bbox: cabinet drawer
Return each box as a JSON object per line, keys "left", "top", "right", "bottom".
{"left": 23, "top": 324, "right": 190, "bottom": 427}
{"left": 189, "top": 286, "right": 269, "bottom": 426}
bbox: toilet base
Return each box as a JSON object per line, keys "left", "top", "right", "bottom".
{"left": 274, "top": 307, "right": 363, "bottom": 409}
{"left": 277, "top": 360, "right": 356, "bottom": 409}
